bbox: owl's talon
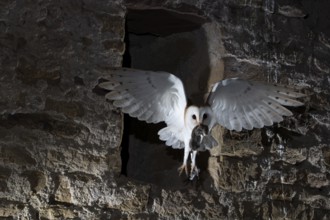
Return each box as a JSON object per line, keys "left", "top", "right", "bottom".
{"left": 178, "top": 164, "right": 188, "bottom": 176}
{"left": 189, "top": 166, "right": 199, "bottom": 180}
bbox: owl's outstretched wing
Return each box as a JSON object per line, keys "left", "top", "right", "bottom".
{"left": 205, "top": 78, "right": 305, "bottom": 131}
{"left": 99, "top": 68, "right": 187, "bottom": 148}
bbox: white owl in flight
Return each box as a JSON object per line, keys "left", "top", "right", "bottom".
{"left": 99, "top": 68, "right": 305, "bottom": 179}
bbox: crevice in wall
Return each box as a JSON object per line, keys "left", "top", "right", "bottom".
{"left": 120, "top": 21, "right": 132, "bottom": 176}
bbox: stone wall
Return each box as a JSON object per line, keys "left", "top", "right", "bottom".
{"left": 0, "top": 0, "right": 127, "bottom": 218}
{"left": 0, "top": 0, "right": 329, "bottom": 219}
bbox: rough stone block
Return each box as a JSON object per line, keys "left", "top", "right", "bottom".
{"left": 271, "top": 145, "right": 307, "bottom": 165}
{"left": 301, "top": 194, "right": 330, "bottom": 210}
{"left": 22, "top": 170, "right": 47, "bottom": 193}
{"left": 104, "top": 182, "right": 150, "bottom": 214}
{"left": 54, "top": 175, "right": 72, "bottom": 204}
{"left": 307, "top": 173, "right": 329, "bottom": 188}
{"left": 39, "top": 206, "right": 76, "bottom": 220}
{"left": 152, "top": 189, "right": 226, "bottom": 219}
{"left": 45, "top": 148, "right": 109, "bottom": 176}
{"left": 222, "top": 130, "right": 264, "bottom": 158}
{"left": 0, "top": 204, "right": 30, "bottom": 219}
{"left": 209, "top": 157, "right": 259, "bottom": 192}
{"left": 44, "top": 99, "right": 85, "bottom": 118}
{"left": 0, "top": 146, "right": 36, "bottom": 167}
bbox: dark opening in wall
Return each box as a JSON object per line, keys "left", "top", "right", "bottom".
{"left": 121, "top": 7, "right": 212, "bottom": 189}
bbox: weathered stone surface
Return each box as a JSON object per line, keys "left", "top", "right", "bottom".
{"left": 0, "top": 167, "right": 11, "bottom": 192}
{"left": 0, "top": 0, "right": 125, "bottom": 218}
{"left": 44, "top": 99, "right": 85, "bottom": 118}
{"left": 0, "top": 0, "right": 329, "bottom": 219}
{"left": 0, "top": 145, "right": 36, "bottom": 166}
{"left": 104, "top": 181, "right": 150, "bottom": 214}
{"left": 0, "top": 171, "right": 33, "bottom": 203}
{"left": 152, "top": 189, "right": 226, "bottom": 219}
{"left": 271, "top": 145, "right": 307, "bottom": 165}
{"left": 22, "top": 170, "right": 47, "bottom": 193}
{"left": 54, "top": 175, "right": 72, "bottom": 204}
{"left": 301, "top": 193, "right": 330, "bottom": 210}
{"left": 221, "top": 130, "right": 264, "bottom": 157}
{"left": 215, "top": 158, "right": 260, "bottom": 192}
{"left": 322, "top": 146, "right": 330, "bottom": 167}
{"left": 39, "top": 206, "right": 77, "bottom": 220}
{"left": 307, "top": 173, "right": 329, "bottom": 188}
{"left": 266, "top": 202, "right": 314, "bottom": 220}
{"left": 0, "top": 204, "right": 31, "bottom": 219}
{"left": 45, "top": 148, "right": 109, "bottom": 175}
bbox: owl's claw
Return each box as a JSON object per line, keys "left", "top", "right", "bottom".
{"left": 189, "top": 165, "right": 199, "bottom": 180}
{"left": 178, "top": 164, "right": 188, "bottom": 176}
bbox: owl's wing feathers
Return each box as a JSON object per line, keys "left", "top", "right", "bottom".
{"left": 99, "top": 68, "right": 187, "bottom": 149}
{"left": 207, "top": 78, "right": 305, "bottom": 131}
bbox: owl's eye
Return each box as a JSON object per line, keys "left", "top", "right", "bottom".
{"left": 203, "top": 114, "right": 208, "bottom": 119}
{"left": 192, "top": 114, "right": 197, "bottom": 120}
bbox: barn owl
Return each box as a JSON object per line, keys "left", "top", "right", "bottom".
{"left": 98, "top": 68, "right": 305, "bottom": 180}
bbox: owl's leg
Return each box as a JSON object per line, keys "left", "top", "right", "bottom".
{"left": 178, "top": 145, "right": 189, "bottom": 176}
{"left": 190, "top": 150, "right": 197, "bottom": 171}
{"left": 189, "top": 150, "right": 199, "bottom": 180}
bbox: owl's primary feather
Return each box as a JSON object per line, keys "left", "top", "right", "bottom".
{"left": 206, "top": 78, "right": 305, "bottom": 132}
{"left": 99, "top": 68, "right": 305, "bottom": 179}
{"left": 99, "top": 68, "right": 188, "bottom": 150}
